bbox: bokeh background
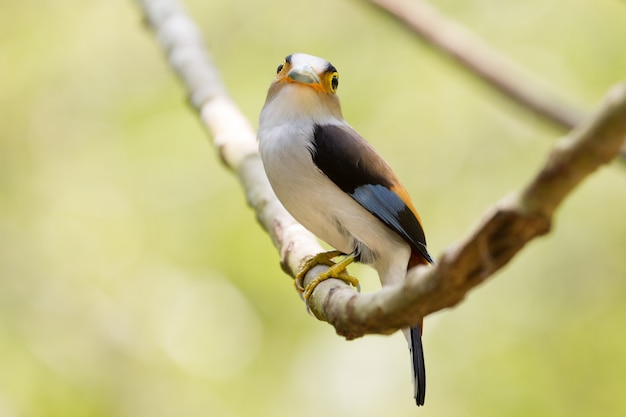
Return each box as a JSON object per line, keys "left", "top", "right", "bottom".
{"left": 1, "top": 0, "right": 625, "bottom": 416}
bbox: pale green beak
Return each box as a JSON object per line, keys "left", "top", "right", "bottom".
{"left": 287, "top": 64, "right": 320, "bottom": 84}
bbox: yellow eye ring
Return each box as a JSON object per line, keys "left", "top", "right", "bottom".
{"left": 329, "top": 72, "right": 339, "bottom": 92}
{"left": 276, "top": 60, "right": 286, "bottom": 74}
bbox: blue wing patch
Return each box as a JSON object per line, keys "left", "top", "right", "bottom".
{"left": 351, "top": 184, "right": 433, "bottom": 263}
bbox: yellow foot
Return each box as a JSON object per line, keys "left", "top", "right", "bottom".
{"left": 294, "top": 250, "right": 343, "bottom": 293}
{"left": 294, "top": 251, "right": 360, "bottom": 305}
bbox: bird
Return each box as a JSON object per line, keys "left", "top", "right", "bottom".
{"left": 257, "top": 52, "right": 434, "bottom": 406}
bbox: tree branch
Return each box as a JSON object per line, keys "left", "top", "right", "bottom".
{"left": 136, "top": 0, "right": 626, "bottom": 341}
{"left": 367, "top": 0, "right": 587, "bottom": 130}
{"left": 308, "top": 82, "right": 626, "bottom": 339}
{"left": 368, "top": 0, "right": 626, "bottom": 187}
{"left": 136, "top": 0, "right": 324, "bottom": 276}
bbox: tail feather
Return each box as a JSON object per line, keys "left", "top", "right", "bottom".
{"left": 410, "top": 324, "right": 426, "bottom": 406}
{"left": 407, "top": 250, "right": 430, "bottom": 406}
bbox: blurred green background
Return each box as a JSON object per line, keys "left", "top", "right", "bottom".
{"left": 1, "top": 0, "right": 625, "bottom": 416}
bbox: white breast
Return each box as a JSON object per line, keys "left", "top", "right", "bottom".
{"left": 258, "top": 86, "right": 411, "bottom": 285}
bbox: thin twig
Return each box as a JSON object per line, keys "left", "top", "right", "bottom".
{"left": 367, "top": 0, "right": 587, "bottom": 130}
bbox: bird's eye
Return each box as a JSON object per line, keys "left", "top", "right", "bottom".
{"left": 330, "top": 72, "right": 339, "bottom": 92}
{"left": 276, "top": 61, "right": 285, "bottom": 74}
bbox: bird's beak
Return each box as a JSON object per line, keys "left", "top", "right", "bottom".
{"left": 287, "top": 64, "right": 320, "bottom": 85}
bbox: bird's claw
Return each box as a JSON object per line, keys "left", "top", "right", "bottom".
{"left": 294, "top": 250, "right": 343, "bottom": 293}
{"left": 294, "top": 251, "right": 360, "bottom": 310}
{"left": 302, "top": 266, "right": 360, "bottom": 300}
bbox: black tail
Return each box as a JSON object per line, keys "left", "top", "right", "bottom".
{"left": 410, "top": 325, "right": 426, "bottom": 406}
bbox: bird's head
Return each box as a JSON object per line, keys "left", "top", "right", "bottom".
{"left": 262, "top": 53, "right": 343, "bottom": 122}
